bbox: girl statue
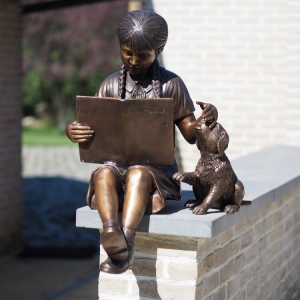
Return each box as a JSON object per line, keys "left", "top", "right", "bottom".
{"left": 65, "top": 10, "right": 218, "bottom": 274}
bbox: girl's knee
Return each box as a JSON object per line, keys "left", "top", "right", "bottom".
{"left": 93, "top": 166, "right": 117, "bottom": 184}
{"left": 127, "top": 167, "right": 153, "bottom": 185}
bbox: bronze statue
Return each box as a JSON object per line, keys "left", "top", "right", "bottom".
{"left": 65, "top": 10, "right": 218, "bottom": 274}
{"left": 173, "top": 120, "right": 250, "bottom": 214}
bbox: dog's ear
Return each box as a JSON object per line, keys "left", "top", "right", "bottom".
{"left": 217, "top": 131, "right": 229, "bottom": 157}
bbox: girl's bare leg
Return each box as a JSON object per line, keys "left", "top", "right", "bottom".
{"left": 93, "top": 167, "right": 128, "bottom": 261}
{"left": 100, "top": 167, "right": 154, "bottom": 274}
{"left": 99, "top": 168, "right": 154, "bottom": 274}
{"left": 122, "top": 167, "right": 154, "bottom": 229}
{"left": 93, "top": 167, "right": 120, "bottom": 221}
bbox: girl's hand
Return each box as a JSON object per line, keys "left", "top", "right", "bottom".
{"left": 65, "top": 121, "right": 94, "bottom": 143}
{"left": 196, "top": 101, "right": 218, "bottom": 129}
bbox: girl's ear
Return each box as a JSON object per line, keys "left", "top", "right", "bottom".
{"left": 155, "top": 47, "right": 164, "bottom": 57}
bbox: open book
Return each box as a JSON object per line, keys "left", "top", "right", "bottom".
{"left": 76, "top": 96, "right": 174, "bottom": 166}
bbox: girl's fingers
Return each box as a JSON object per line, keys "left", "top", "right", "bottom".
{"left": 76, "top": 139, "right": 89, "bottom": 143}
{"left": 71, "top": 126, "right": 93, "bottom": 131}
{"left": 72, "top": 133, "right": 93, "bottom": 143}
{"left": 196, "top": 101, "right": 206, "bottom": 110}
{"left": 202, "top": 105, "right": 212, "bottom": 115}
{"left": 196, "top": 101, "right": 211, "bottom": 113}
{"left": 73, "top": 134, "right": 93, "bottom": 139}
{"left": 71, "top": 129, "right": 94, "bottom": 135}
{"left": 209, "top": 120, "right": 217, "bottom": 129}
{"left": 202, "top": 111, "right": 213, "bottom": 120}
{"left": 75, "top": 137, "right": 93, "bottom": 140}
{"left": 204, "top": 115, "right": 215, "bottom": 121}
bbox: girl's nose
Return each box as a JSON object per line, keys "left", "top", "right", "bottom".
{"left": 131, "top": 55, "right": 139, "bottom": 65}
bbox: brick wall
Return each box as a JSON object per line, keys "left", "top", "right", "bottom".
{"left": 98, "top": 186, "right": 300, "bottom": 299}
{"left": 0, "top": 0, "right": 22, "bottom": 253}
{"left": 195, "top": 187, "right": 300, "bottom": 299}
{"left": 146, "top": 0, "right": 300, "bottom": 171}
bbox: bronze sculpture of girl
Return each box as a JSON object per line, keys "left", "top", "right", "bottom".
{"left": 66, "top": 10, "right": 218, "bottom": 274}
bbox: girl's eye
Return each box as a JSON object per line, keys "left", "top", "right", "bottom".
{"left": 139, "top": 55, "right": 149, "bottom": 59}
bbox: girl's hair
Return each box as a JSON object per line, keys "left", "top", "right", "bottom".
{"left": 117, "top": 10, "right": 168, "bottom": 99}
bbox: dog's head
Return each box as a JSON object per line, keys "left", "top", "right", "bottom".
{"left": 195, "top": 120, "right": 229, "bottom": 157}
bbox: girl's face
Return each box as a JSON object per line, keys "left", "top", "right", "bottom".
{"left": 120, "top": 44, "right": 157, "bottom": 78}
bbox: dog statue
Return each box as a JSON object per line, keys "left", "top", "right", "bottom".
{"left": 173, "top": 120, "right": 250, "bottom": 215}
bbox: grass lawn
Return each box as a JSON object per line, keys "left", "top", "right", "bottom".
{"left": 22, "top": 126, "right": 75, "bottom": 146}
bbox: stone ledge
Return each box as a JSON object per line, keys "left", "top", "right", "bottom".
{"left": 76, "top": 145, "right": 300, "bottom": 238}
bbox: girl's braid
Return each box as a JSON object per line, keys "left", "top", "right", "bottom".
{"left": 152, "top": 58, "right": 162, "bottom": 98}
{"left": 118, "top": 64, "right": 127, "bottom": 99}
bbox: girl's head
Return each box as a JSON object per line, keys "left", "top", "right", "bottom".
{"left": 117, "top": 10, "right": 168, "bottom": 54}
{"left": 117, "top": 10, "right": 168, "bottom": 99}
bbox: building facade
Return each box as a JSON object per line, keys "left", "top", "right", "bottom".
{"left": 147, "top": 0, "right": 300, "bottom": 171}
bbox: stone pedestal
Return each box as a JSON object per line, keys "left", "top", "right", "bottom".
{"left": 99, "top": 234, "right": 199, "bottom": 299}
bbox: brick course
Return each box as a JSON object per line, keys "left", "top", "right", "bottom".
{"left": 0, "top": 0, "right": 22, "bottom": 253}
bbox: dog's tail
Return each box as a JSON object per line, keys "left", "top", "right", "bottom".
{"left": 241, "top": 200, "right": 251, "bottom": 206}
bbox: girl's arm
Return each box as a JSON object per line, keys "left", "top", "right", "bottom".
{"left": 175, "top": 102, "right": 218, "bottom": 144}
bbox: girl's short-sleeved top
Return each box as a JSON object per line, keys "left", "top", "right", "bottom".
{"left": 96, "top": 66, "right": 195, "bottom": 122}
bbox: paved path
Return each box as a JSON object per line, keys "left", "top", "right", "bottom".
{"left": 1, "top": 146, "right": 100, "bottom": 300}
{"left": 22, "top": 146, "right": 96, "bottom": 180}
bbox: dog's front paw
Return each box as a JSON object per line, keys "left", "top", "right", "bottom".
{"left": 184, "top": 199, "right": 199, "bottom": 208}
{"left": 173, "top": 172, "right": 186, "bottom": 182}
{"left": 224, "top": 205, "right": 240, "bottom": 214}
{"left": 193, "top": 204, "right": 208, "bottom": 215}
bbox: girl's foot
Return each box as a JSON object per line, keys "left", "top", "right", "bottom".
{"left": 101, "top": 219, "right": 128, "bottom": 261}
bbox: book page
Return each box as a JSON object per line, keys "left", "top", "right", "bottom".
{"left": 122, "top": 98, "right": 174, "bottom": 165}
{"left": 76, "top": 96, "right": 124, "bottom": 164}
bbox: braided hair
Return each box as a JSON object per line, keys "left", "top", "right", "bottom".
{"left": 151, "top": 58, "right": 162, "bottom": 98}
{"left": 118, "top": 64, "right": 127, "bottom": 99}
{"left": 117, "top": 10, "right": 168, "bottom": 99}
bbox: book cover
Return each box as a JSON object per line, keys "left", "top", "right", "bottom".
{"left": 76, "top": 96, "right": 174, "bottom": 166}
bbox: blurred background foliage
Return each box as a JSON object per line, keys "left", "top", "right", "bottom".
{"left": 22, "top": 0, "right": 128, "bottom": 133}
